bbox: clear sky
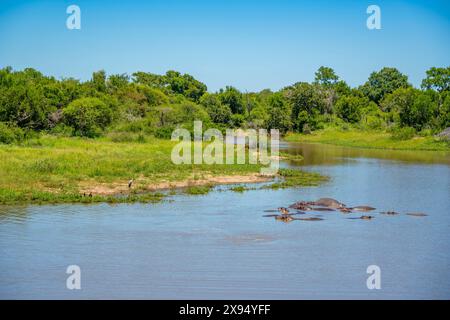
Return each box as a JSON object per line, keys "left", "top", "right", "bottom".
{"left": 0, "top": 0, "right": 449, "bottom": 92}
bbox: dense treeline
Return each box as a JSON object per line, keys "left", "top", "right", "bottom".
{"left": 0, "top": 65, "right": 449, "bottom": 144}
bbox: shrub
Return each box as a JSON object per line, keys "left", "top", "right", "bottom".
{"left": 63, "top": 97, "right": 112, "bottom": 137}
{"left": 154, "top": 126, "right": 175, "bottom": 139}
{"left": 334, "top": 95, "right": 365, "bottom": 123}
{"left": 391, "top": 126, "right": 416, "bottom": 140}
{"left": 49, "top": 123, "right": 74, "bottom": 136}
{"left": 0, "top": 122, "right": 25, "bottom": 144}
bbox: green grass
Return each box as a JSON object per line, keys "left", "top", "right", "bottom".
{"left": 0, "top": 135, "right": 327, "bottom": 204}
{"left": 285, "top": 127, "right": 450, "bottom": 151}
{"left": 230, "top": 186, "right": 248, "bottom": 192}
{"left": 184, "top": 185, "right": 213, "bottom": 195}
{"left": 263, "top": 168, "right": 328, "bottom": 190}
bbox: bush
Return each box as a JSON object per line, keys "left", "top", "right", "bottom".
{"left": 391, "top": 126, "right": 416, "bottom": 140}
{"left": 334, "top": 95, "right": 365, "bottom": 123}
{"left": 0, "top": 122, "right": 25, "bottom": 144}
{"left": 154, "top": 126, "right": 175, "bottom": 139}
{"left": 364, "top": 115, "right": 384, "bottom": 130}
{"left": 63, "top": 97, "right": 112, "bottom": 137}
{"left": 107, "top": 132, "right": 147, "bottom": 143}
{"left": 418, "top": 128, "right": 433, "bottom": 137}
{"left": 49, "top": 123, "right": 74, "bottom": 136}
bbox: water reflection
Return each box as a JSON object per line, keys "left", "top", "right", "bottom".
{"left": 282, "top": 142, "right": 450, "bottom": 166}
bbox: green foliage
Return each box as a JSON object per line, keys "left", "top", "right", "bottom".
{"left": 63, "top": 97, "right": 113, "bottom": 137}
{"left": 391, "top": 126, "right": 416, "bottom": 140}
{"left": 314, "top": 66, "right": 339, "bottom": 87}
{"left": 184, "top": 185, "right": 212, "bottom": 195}
{"left": 200, "top": 93, "right": 232, "bottom": 124}
{"left": 1, "top": 65, "right": 448, "bottom": 145}
{"left": 286, "top": 82, "right": 326, "bottom": 131}
{"left": 267, "top": 93, "right": 291, "bottom": 133}
{"left": 0, "top": 122, "right": 25, "bottom": 144}
{"left": 383, "top": 88, "right": 437, "bottom": 131}
{"left": 219, "top": 86, "right": 244, "bottom": 114}
{"left": 361, "top": 67, "right": 410, "bottom": 103}
{"left": 421, "top": 66, "right": 450, "bottom": 92}
{"left": 334, "top": 95, "right": 366, "bottom": 123}
{"left": 132, "top": 70, "right": 207, "bottom": 102}
{"left": 439, "top": 94, "right": 450, "bottom": 128}
{"left": 0, "top": 75, "right": 51, "bottom": 129}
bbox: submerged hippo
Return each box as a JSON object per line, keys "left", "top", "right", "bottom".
{"left": 352, "top": 206, "right": 376, "bottom": 212}
{"left": 289, "top": 201, "right": 313, "bottom": 211}
{"left": 298, "top": 217, "right": 324, "bottom": 221}
{"left": 313, "top": 198, "right": 345, "bottom": 209}
{"left": 310, "top": 207, "right": 335, "bottom": 212}
{"left": 275, "top": 215, "right": 294, "bottom": 223}
{"left": 406, "top": 212, "right": 428, "bottom": 217}
{"left": 340, "top": 207, "right": 352, "bottom": 213}
{"left": 347, "top": 215, "right": 374, "bottom": 220}
{"left": 380, "top": 211, "right": 400, "bottom": 215}
{"left": 278, "top": 207, "right": 290, "bottom": 215}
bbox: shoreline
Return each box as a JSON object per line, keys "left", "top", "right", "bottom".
{"left": 79, "top": 173, "right": 274, "bottom": 196}
{"left": 285, "top": 129, "right": 450, "bottom": 152}
{"left": 0, "top": 136, "right": 325, "bottom": 205}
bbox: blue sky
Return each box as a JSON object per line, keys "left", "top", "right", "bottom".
{"left": 0, "top": 0, "right": 449, "bottom": 91}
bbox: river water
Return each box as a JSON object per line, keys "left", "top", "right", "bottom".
{"left": 1, "top": 142, "right": 449, "bottom": 299}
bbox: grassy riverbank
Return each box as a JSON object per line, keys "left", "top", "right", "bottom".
{"left": 285, "top": 128, "right": 450, "bottom": 151}
{"left": 0, "top": 136, "right": 325, "bottom": 204}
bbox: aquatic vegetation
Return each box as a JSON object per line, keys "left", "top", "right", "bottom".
{"left": 264, "top": 168, "right": 328, "bottom": 190}
{"left": 184, "top": 185, "right": 213, "bottom": 195}
{"left": 230, "top": 186, "right": 248, "bottom": 193}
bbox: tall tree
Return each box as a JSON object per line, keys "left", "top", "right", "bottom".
{"left": 421, "top": 67, "right": 450, "bottom": 92}
{"left": 361, "top": 67, "right": 410, "bottom": 103}
{"left": 314, "top": 66, "right": 339, "bottom": 87}
{"left": 219, "top": 86, "right": 244, "bottom": 114}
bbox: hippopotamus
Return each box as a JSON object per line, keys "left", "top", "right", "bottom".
{"left": 278, "top": 207, "right": 290, "bottom": 215}
{"left": 347, "top": 215, "right": 374, "bottom": 220}
{"left": 352, "top": 206, "right": 376, "bottom": 212}
{"left": 310, "top": 207, "right": 335, "bottom": 212}
{"left": 406, "top": 212, "right": 428, "bottom": 217}
{"left": 340, "top": 207, "right": 352, "bottom": 213}
{"left": 380, "top": 211, "right": 400, "bottom": 215}
{"left": 313, "top": 198, "right": 346, "bottom": 209}
{"left": 289, "top": 201, "right": 314, "bottom": 211}
{"left": 298, "top": 217, "right": 324, "bottom": 221}
{"left": 275, "top": 215, "right": 294, "bottom": 223}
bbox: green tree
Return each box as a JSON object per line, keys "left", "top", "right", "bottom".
{"left": 314, "top": 66, "right": 339, "bottom": 87}
{"left": 91, "top": 70, "right": 107, "bottom": 92}
{"left": 63, "top": 97, "right": 112, "bottom": 137}
{"left": 439, "top": 94, "right": 450, "bottom": 128}
{"left": 200, "top": 93, "right": 232, "bottom": 124}
{"left": 361, "top": 67, "right": 410, "bottom": 103}
{"left": 421, "top": 67, "right": 450, "bottom": 92}
{"left": 334, "top": 95, "right": 367, "bottom": 123}
{"left": 384, "top": 88, "right": 436, "bottom": 130}
{"left": 267, "top": 93, "right": 291, "bottom": 133}
{"left": 219, "top": 86, "right": 244, "bottom": 114}
{"left": 285, "top": 82, "right": 325, "bottom": 130}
